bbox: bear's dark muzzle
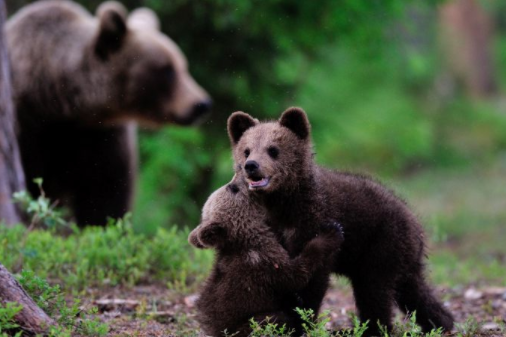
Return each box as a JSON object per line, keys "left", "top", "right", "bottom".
{"left": 244, "top": 160, "right": 260, "bottom": 176}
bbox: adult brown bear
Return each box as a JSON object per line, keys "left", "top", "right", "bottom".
{"left": 6, "top": 1, "right": 211, "bottom": 226}
{"left": 227, "top": 107, "right": 454, "bottom": 336}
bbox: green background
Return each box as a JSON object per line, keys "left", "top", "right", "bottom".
{"left": 5, "top": 0, "right": 506, "bottom": 236}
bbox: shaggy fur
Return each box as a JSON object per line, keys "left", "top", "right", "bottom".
{"left": 227, "top": 107, "right": 454, "bottom": 336}
{"left": 189, "top": 177, "right": 343, "bottom": 337}
{"left": 6, "top": 0, "right": 211, "bottom": 226}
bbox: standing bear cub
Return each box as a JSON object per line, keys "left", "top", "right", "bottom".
{"left": 6, "top": 0, "right": 211, "bottom": 226}
{"left": 227, "top": 107, "right": 454, "bottom": 336}
{"left": 189, "top": 176, "right": 343, "bottom": 337}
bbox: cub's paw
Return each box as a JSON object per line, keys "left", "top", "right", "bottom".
{"left": 319, "top": 221, "right": 344, "bottom": 244}
{"left": 302, "top": 238, "right": 330, "bottom": 266}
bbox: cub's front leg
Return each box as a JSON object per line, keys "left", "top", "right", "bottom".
{"left": 272, "top": 221, "right": 343, "bottom": 291}
{"left": 285, "top": 221, "right": 344, "bottom": 315}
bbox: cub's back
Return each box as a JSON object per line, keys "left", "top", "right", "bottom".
{"left": 316, "top": 167, "right": 424, "bottom": 272}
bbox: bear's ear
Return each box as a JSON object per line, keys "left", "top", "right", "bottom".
{"left": 95, "top": 1, "right": 128, "bottom": 61}
{"left": 197, "top": 222, "right": 227, "bottom": 249}
{"left": 128, "top": 8, "right": 160, "bottom": 31}
{"left": 188, "top": 227, "right": 205, "bottom": 249}
{"left": 279, "top": 107, "right": 311, "bottom": 140}
{"left": 227, "top": 112, "right": 258, "bottom": 146}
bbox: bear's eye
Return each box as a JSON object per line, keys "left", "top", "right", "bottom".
{"left": 161, "top": 64, "right": 176, "bottom": 82}
{"left": 227, "top": 184, "right": 240, "bottom": 194}
{"left": 244, "top": 149, "right": 250, "bottom": 158}
{"left": 267, "top": 146, "right": 279, "bottom": 159}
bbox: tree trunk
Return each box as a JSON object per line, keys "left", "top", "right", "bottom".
{"left": 0, "top": 0, "right": 26, "bottom": 226}
{"left": 439, "top": 0, "right": 498, "bottom": 99}
{"left": 0, "top": 263, "right": 56, "bottom": 334}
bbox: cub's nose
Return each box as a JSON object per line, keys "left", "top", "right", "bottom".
{"left": 245, "top": 160, "right": 259, "bottom": 175}
{"left": 191, "top": 99, "right": 212, "bottom": 119}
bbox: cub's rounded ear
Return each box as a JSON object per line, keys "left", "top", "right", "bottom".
{"left": 279, "top": 107, "right": 311, "bottom": 140}
{"left": 128, "top": 8, "right": 160, "bottom": 31}
{"left": 188, "top": 227, "right": 205, "bottom": 249}
{"left": 227, "top": 112, "right": 258, "bottom": 146}
{"left": 198, "top": 222, "right": 227, "bottom": 248}
{"left": 95, "top": 1, "right": 128, "bottom": 61}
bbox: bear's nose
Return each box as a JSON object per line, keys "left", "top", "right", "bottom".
{"left": 245, "top": 160, "right": 259, "bottom": 174}
{"left": 191, "top": 99, "right": 212, "bottom": 119}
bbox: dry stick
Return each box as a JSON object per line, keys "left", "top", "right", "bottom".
{"left": 0, "top": 263, "right": 56, "bottom": 334}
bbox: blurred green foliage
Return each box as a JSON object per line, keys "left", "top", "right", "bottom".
{"left": 5, "top": 0, "right": 506, "bottom": 232}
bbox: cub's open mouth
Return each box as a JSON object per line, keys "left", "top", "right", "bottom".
{"left": 247, "top": 177, "right": 270, "bottom": 189}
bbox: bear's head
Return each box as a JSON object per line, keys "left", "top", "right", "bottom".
{"left": 189, "top": 176, "right": 266, "bottom": 250}
{"left": 227, "top": 107, "right": 313, "bottom": 194}
{"left": 93, "top": 2, "right": 211, "bottom": 125}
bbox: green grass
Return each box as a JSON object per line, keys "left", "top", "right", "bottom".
{"left": 0, "top": 219, "right": 213, "bottom": 291}
{"left": 389, "top": 156, "right": 506, "bottom": 286}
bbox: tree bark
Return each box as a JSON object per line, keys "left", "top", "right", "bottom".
{"left": 439, "top": 0, "right": 498, "bottom": 99}
{"left": 0, "top": 0, "right": 26, "bottom": 226}
{"left": 0, "top": 263, "right": 56, "bottom": 334}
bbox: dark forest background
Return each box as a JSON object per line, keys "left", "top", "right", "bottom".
{"left": 5, "top": 0, "right": 506, "bottom": 234}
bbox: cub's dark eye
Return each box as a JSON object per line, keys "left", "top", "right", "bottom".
{"left": 244, "top": 149, "right": 250, "bottom": 158}
{"left": 227, "top": 183, "right": 240, "bottom": 194}
{"left": 267, "top": 146, "right": 279, "bottom": 159}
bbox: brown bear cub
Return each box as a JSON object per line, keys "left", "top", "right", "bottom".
{"left": 227, "top": 108, "right": 454, "bottom": 336}
{"left": 189, "top": 176, "right": 343, "bottom": 337}
{"left": 6, "top": 1, "right": 211, "bottom": 226}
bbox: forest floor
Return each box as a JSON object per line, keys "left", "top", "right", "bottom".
{"left": 83, "top": 158, "right": 506, "bottom": 336}
{"left": 78, "top": 281, "right": 506, "bottom": 336}
{"left": 2, "top": 159, "right": 505, "bottom": 336}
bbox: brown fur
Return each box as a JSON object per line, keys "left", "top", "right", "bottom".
{"left": 227, "top": 108, "right": 454, "bottom": 336}
{"left": 6, "top": 1, "right": 211, "bottom": 226}
{"left": 189, "top": 176, "right": 343, "bottom": 337}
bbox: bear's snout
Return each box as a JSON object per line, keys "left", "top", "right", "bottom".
{"left": 245, "top": 160, "right": 260, "bottom": 175}
{"left": 190, "top": 99, "right": 213, "bottom": 120}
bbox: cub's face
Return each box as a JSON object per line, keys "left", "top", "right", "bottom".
{"left": 227, "top": 107, "right": 313, "bottom": 194}
{"left": 189, "top": 178, "right": 261, "bottom": 249}
{"left": 94, "top": 2, "right": 211, "bottom": 125}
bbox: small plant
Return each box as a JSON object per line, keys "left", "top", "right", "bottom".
{"left": 376, "top": 312, "right": 444, "bottom": 337}
{"left": 336, "top": 313, "right": 369, "bottom": 337}
{"left": 249, "top": 316, "right": 294, "bottom": 337}
{"left": 454, "top": 317, "right": 483, "bottom": 337}
{"left": 0, "top": 302, "right": 22, "bottom": 336}
{"left": 168, "top": 313, "right": 201, "bottom": 337}
{"left": 74, "top": 306, "right": 109, "bottom": 337}
{"left": 13, "top": 178, "right": 67, "bottom": 230}
{"left": 295, "top": 308, "right": 334, "bottom": 337}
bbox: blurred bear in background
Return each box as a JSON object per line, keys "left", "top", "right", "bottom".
{"left": 6, "top": 0, "right": 211, "bottom": 226}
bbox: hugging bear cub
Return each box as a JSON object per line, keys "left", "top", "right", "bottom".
{"left": 227, "top": 107, "right": 454, "bottom": 336}
{"left": 189, "top": 176, "right": 343, "bottom": 336}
